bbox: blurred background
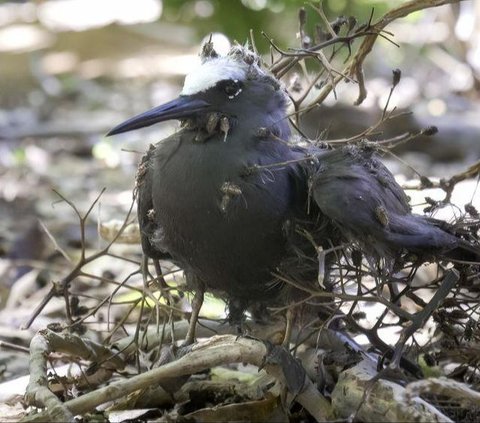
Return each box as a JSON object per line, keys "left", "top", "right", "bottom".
{"left": 0, "top": 0, "right": 479, "bottom": 292}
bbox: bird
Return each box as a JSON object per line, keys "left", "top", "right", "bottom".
{"left": 107, "top": 41, "right": 479, "bottom": 345}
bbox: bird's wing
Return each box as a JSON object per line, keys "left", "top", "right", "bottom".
{"left": 309, "top": 145, "right": 480, "bottom": 261}
{"left": 312, "top": 145, "right": 410, "bottom": 214}
{"left": 310, "top": 145, "right": 427, "bottom": 257}
{"left": 136, "top": 144, "right": 171, "bottom": 260}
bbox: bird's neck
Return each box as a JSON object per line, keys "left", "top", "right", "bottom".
{"left": 237, "top": 105, "right": 292, "bottom": 143}
{"left": 245, "top": 90, "right": 292, "bottom": 141}
{"left": 259, "top": 109, "right": 291, "bottom": 141}
{"left": 181, "top": 109, "right": 291, "bottom": 144}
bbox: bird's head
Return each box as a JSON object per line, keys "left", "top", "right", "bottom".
{"left": 107, "top": 41, "right": 289, "bottom": 137}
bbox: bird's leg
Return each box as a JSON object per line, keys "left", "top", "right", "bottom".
{"left": 183, "top": 286, "right": 205, "bottom": 346}
{"left": 153, "top": 259, "right": 176, "bottom": 306}
{"left": 140, "top": 255, "right": 169, "bottom": 340}
{"left": 153, "top": 259, "right": 169, "bottom": 291}
{"left": 142, "top": 256, "right": 172, "bottom": 303}
{"left": 141, "top": 255, "right": 161, "bottom": 298}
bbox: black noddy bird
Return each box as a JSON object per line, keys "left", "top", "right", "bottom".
{"left": 108, "top": 42, "right": 479, "bottom": 344}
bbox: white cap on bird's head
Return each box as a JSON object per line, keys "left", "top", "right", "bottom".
{"left": 181, "top": 41, "right": 275, "bottom": 96}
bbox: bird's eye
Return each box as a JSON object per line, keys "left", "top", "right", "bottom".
{"left": 221, "top": 79, "right": 243, "bottom": 99}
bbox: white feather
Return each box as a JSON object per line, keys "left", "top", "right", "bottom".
{"left": 181, "top": 57, "right": 247, "bottom": 96}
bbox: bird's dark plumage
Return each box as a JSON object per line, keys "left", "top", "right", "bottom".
{"left": 108, "top": 43, "right": 479, "bottom": 329}
{"left": 311, "top": 144, "right": 479, "bottom": 262}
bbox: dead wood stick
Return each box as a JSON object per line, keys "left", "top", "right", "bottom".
{"left": 28, "top": 335, "right": 333, "bottom": 422}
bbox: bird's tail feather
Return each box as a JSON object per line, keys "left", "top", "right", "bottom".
{"left": 386, "top": 214, "right": 480, "bottom": 263}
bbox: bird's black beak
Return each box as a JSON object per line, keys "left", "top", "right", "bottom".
{"left": 106, "top": 96, "right": 211, "bottom": 136}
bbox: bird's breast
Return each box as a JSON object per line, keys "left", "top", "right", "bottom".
{"left": 146, "top": 131, "right": 295, "bottom": 295}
